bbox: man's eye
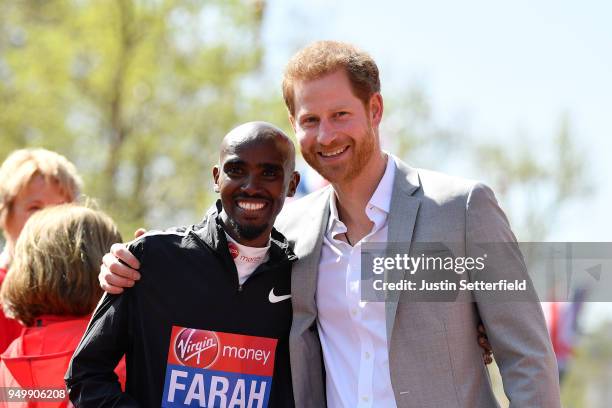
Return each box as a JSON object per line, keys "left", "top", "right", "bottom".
{"left": 302, "top": 117, "right": 318, "bottom": 126}
{"left": 263, "top": 170, "right": 278, "bottom": 177}
{"left": 335, "top": 111, "right": 348, "bottom": 118}
{"left": 226, "top": 167, "right": 242, "bottom": 175}
{"left": 28, "top": 206, "right": 42, "bottom": 212}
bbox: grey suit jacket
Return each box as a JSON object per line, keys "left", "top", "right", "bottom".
{"left": 275, "top": 156, "right": 561, "bottom": 408}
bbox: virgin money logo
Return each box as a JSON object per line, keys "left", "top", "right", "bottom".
{"left": 174, "top": 328, "right": 219, "bottom": 368}
{"left": 228, "top": 242, "right": 239, "bottom": 259}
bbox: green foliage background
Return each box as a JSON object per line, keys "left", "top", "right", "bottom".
{"left": 0, "top": 0, "right": 287, "bottom": 237}
{"left": 0, "top": 0, "right": 586, "bottom": 240}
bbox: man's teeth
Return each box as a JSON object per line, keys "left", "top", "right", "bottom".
{"left": 237, "top": 201, "right": 266, "bottom": 211}
{"left": 321, "top": 146, "right": 347, "bottom": 157}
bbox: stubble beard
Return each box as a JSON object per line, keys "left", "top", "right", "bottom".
{"left": 303, "top": 126, "right": 378, "bottom": 185}
{"left": 226, "top": 216, "right": 269, "bottom": 241}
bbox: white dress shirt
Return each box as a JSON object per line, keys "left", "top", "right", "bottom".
{"left": 316, "top": 155, "right": 398, "bottom": 408}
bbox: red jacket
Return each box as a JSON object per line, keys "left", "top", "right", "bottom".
{"left": 0, "top": 315, "right": 126, "bottom": 408}
{"left": 0, "top": 267, "right": 23, "bottom": 353}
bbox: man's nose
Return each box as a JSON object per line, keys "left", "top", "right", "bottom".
{"left": 240, "top": 174, "right": 262, "bottom": 195}
{"left": 317, "top": 119, "right": 336, "bottom": 146}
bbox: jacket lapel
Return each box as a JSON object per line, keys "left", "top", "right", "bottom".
{"left": 385, "top": 157, "right": 421, "bottom": 341}
{"left": 291, "top": 187, "right": 332, "bottom": 332}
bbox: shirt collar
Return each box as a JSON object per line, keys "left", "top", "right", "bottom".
{"left": 327, "top": 153, "right": 397, "bottom": 233}
{"left": 224, "top": 231, "right": 271, "bottom": 253}
{"left": 369, "top": 153, "right": 396, "bottom": 214}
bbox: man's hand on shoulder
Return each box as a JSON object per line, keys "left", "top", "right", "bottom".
{"left": 99, "top": 229, "right": 145, "bottom": 294}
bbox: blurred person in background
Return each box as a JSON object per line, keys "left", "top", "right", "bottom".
{"left": 0, "top": 148, "right": 82, "bottom": 353}
{"left": 0, "top": 204, "right": 125, "bottom": 407}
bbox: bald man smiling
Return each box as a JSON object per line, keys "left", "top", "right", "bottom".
{"left": 66, "top": 122, "right": 300, "bottom": 408}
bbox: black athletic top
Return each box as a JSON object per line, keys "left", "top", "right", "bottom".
{"left": 66, "top": 203, "right": 296, "bottom": 407}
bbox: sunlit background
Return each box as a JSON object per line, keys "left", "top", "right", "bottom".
{"left": 1, "top": 1, "right": 610, "bottom": 406}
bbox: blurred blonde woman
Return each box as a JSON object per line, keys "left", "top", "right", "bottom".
{"left": 0, "top": 204, "right": 125, "bottom": 407}
{"left": 0, "top": 148, "right": 82, "bottom": 352}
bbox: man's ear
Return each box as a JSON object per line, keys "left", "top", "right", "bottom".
{"left": 287, "top": 171, "right": 301, "bottom": 198}
{"left": 369, "top": 93, "right": 384, "bottom": 127}
{"left": 212, "top": 166, "right": 220, "bottom": 193}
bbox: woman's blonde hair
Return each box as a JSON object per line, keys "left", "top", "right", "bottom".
{"left": 0, "top": 204, "right": 121, "bottom": 326}
{"left": 0, "top": 148, "right": 83, "bottom": 229}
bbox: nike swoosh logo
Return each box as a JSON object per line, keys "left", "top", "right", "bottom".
{"left": 268, "top": 288, "right": 291, "bottom": 303}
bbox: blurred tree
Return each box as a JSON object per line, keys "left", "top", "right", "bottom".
{"left": 471, "top": 113, "right": 589, "bottom": 241}
{"left": 381, "top": 88, "right": 459, "bottom": 174}
{"left": 561, "top": 321, "right": 612, "bottom": 407}
{"left": 0, "top": 0, "right": 268, "bottom": 236}
{"left": 382, "top": 94, "right": 588, "bottom": 241}
{"left": 0, "top": 1, "right": 589, "bottom": 243}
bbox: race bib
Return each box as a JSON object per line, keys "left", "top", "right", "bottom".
{"left": 162, "top": 326, "right": 277, "bottom": 408}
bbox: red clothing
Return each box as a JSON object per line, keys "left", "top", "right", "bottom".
{"left": 0, "top": 315, "right": 126, "bottom": 408}
{"left": 0, "top": 267, "right": 23, "bottom": 353}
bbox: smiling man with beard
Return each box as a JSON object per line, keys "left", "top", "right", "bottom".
{"left": 66, "top": 122, "right": 300, "bottom": 408}
{"left": 214, "top": 125, "right": 296, "bottom": 248}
